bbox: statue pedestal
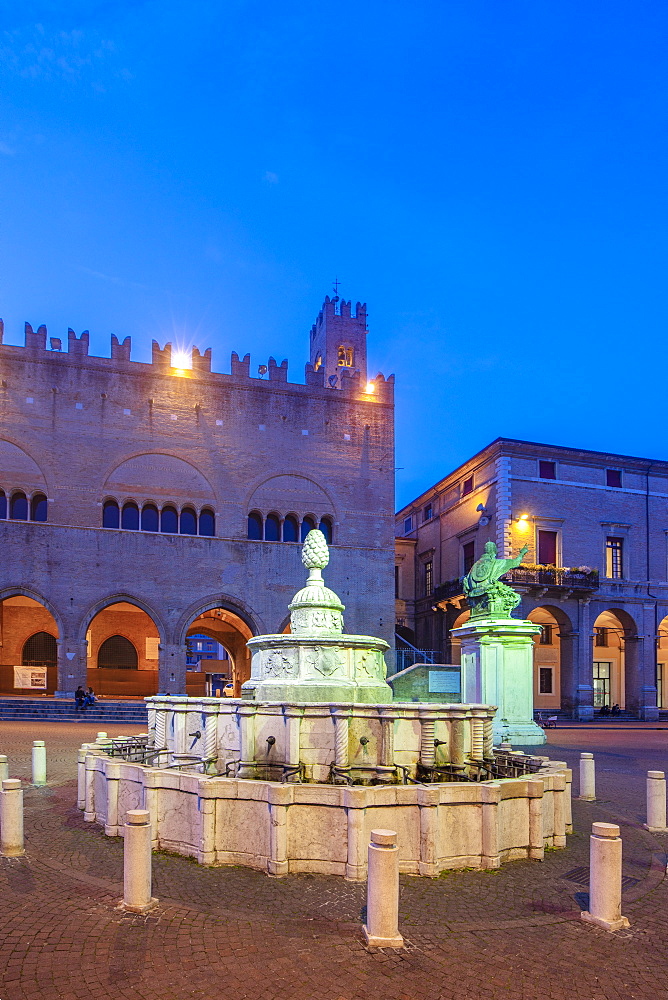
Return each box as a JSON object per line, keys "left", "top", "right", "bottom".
{"left": 452, "top": 617, "right": 546, "bottom": 746}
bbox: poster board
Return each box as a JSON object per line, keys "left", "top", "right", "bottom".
{"left": 13, "top": 666, "right": 48, "bottom": 690}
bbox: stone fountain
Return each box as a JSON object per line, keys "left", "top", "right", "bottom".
{"left": 79, "top": 530, "right": 570, "bottom": 877}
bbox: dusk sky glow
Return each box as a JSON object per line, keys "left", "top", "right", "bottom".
{"left": 1, "top": 2, "right": 666, "bottom": 508}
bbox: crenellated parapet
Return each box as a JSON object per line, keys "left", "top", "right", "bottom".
{"left": 0, "top": 304, "right": 393, "bottom": 405}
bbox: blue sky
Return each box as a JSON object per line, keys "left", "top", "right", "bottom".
{"left": 1, "top": 1, "right": 666, "bottom": 508}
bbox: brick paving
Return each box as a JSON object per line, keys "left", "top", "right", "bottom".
{"left": 0, "top": 721, "right": 667, "bottom": 999}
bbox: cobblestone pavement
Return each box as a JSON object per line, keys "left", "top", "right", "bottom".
{"left": 0, "top": 721, "right": 667, "bottom": 1000}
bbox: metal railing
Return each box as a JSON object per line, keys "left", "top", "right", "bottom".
{"left": 434, "top": 566, "right": 599, "bottom": 602}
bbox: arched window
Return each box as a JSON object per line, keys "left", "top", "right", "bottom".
{"left": 0, "top": 490, "right": 6, "bottom": 519}
{"left": 301, "top": 515, "right": 316, "bottom": 542}
{"left": 265, "top": 513, "right": 280, "bottom": 541}
{"left": 180, "top": 506, "right": 197, "bottom": 535}
{"left": 319, "top": 517, "right": 333, "bottom": 544}
{"left": 121, "top": 502, "right": 139, "bottom": 530}
{"left": 337, "top": 345, "right": 353, "bottom": 367}
{"left": 199, "top": 508, "right": 215, "bottom": 536}
{"left": 31, "top": 493, "right": 48, "bottom": 522}
{"left": 161, "top": 505, "right": 178, "bottom": 533}
{"left": 103, "top": 500, "right": 119, "bottom": 528}
{"left": 97, "top": 635, "right": 138, "bottom": 669}
{"left": 283, "top": 514, "right": 299, "bottom": 542}
{"left": 247, "top": 511, "right": 263, "bottom": 540}
{"left": 22, "top": 632, "right": 57, "bottom": 667}
{"left": 141, "top": 504, "right": 159, "bottom": 532}
{"left": 10, "top": 492, "right": 28, "bottom": 520}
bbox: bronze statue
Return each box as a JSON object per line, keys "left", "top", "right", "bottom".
{"left": 463, "top": 541, "right": 528, "bottom": 618}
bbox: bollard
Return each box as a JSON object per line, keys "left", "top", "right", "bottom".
{"left": 363, "top": 829, "right": 404, "bottom": 948}
{"left": 0, "top": 755, "right": 8, "bottom": 783}
{"left": 32, "top": 740, "right": 46, "bottom": 787}
{"left": 122, "top": 810, "right": 158, "bottom": 913}
{"left": 579, "top": 752, "right": 595, "bottom": 801}
{"left": 581, "top": 822, "right": 630, "bottom": 931}
{"left": 96, "top": 732, "right": 108, "bottom": 743}
{"left": 1, "top": 779, "right": 25, "bottom": 857}
{"left": 645, "top": 770, "right": 668, "bottom": 833}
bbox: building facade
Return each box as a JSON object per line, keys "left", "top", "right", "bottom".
{"left": 0, "top": 295, "right": 395, "bottom": 698}
{"left": 395, "top": 438, "right": 668, "bottom": 720}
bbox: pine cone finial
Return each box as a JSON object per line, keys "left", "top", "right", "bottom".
{"left": 302, "top": 528, "right": 329, "bottom": 570}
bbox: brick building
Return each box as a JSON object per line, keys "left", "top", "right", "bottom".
{"left": 395, "top": 438, "right": 668, "bottom": 720}
{"left": 0, "top": 295, "right": 395, "bottom": 698}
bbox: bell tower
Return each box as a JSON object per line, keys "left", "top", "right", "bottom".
{"left": 309, "top": 295, "right": 368, "bottom": 387}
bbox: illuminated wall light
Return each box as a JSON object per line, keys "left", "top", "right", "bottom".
{"left": 171, "top": 349, "right": 192, "bottom": 370}
{"left": 516, "top": 513, "right": 530, "bottom": 533}
{"left": 365, "top": 381, "right": 375, "bottom": 394}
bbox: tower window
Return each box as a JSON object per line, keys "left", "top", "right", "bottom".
{"left": 314, "top": 355, "right": 322, "bottom": 371}
{"left": 337, "top": 345, "right": 354, "bottom": 367}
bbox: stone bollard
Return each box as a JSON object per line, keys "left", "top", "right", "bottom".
{"left": 581, "top": 822, "right": 630, "bottom": 931}
{"left": 1, "top": 779, "right": 25, "bottom": 857}
{"left": 579, "top": 752, "right": 595, "bottom": 801}
{"left": 0, "top": 755, "right": 8, "bottom": 783}
{"left": 122, "top": 810, "right": 158, "bottom": 913}
{"left": 32, "top": 741, "right": 46, "bottom": 787}
{"left": 645, "top": 770, "right": 668, "bottom": 833}
{"left": 363, "top": 829, "right": 404, "bottom": 948}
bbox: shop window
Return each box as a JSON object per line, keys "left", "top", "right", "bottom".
{"left": 605, "top": 537, "right": 623, "bottom": 579}
{"left": 283, "top": 514, "right": 299, "bottom": 542}
{"left": 319, "top": 517, "right": 333, "bottom": 543}
{"left": 31, "top": 493, "right": 47, "bottom": 521}
{"left": 161, "top": 505, "right": 178, "bottom": 534}
{"left": 180, "top": 506, "right": 197, "bottom": 535}
{"left": 265, "top": 513, "right": 281, "bottom": 541}
{"left": 199, "top": 508, "right": 215, "bottom": 536}
{"left": 121, "top": 502, "right": 139, "bottom": 530}
{"left": 141, "top": 504, "right": 159, "bottom": 532}
{"left": 10, "top": 492, "right": 28, "bottom": 520}
{"left": 247, "top": 511, "right": 263, "bottom": 540}
{"left": 97, "top": 635, "right": 138, "bottom": 669}
{"left": 103, "top": 500, "right": 119, "bottom": 529}
{"left": 301, "top": 515, "right": 316, "bottom": 541}
{"left": 539, "top": 460, "right": 556, "bottom": 480}
{"left": 606, "top": 469, "right": 622, "bottom": 488}
{"left": 538, "top": 530, "right": 558, "bottom": 565}
{"left": 539, "top": 667, "right": 553, "bottom": 694}
{"left": 22, "top": 632, "right": 57, "bottom": 667}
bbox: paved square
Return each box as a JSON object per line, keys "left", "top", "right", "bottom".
{"left": 0, "top": 721, "right": 666, "bottom": 999}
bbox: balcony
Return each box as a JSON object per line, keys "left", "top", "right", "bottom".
{"left": 434, "top": 565, "right": 599, "bottom": 602}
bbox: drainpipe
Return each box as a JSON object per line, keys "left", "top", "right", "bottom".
{"left": 646, "top": 465, "right": 660, "bottom": 711}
